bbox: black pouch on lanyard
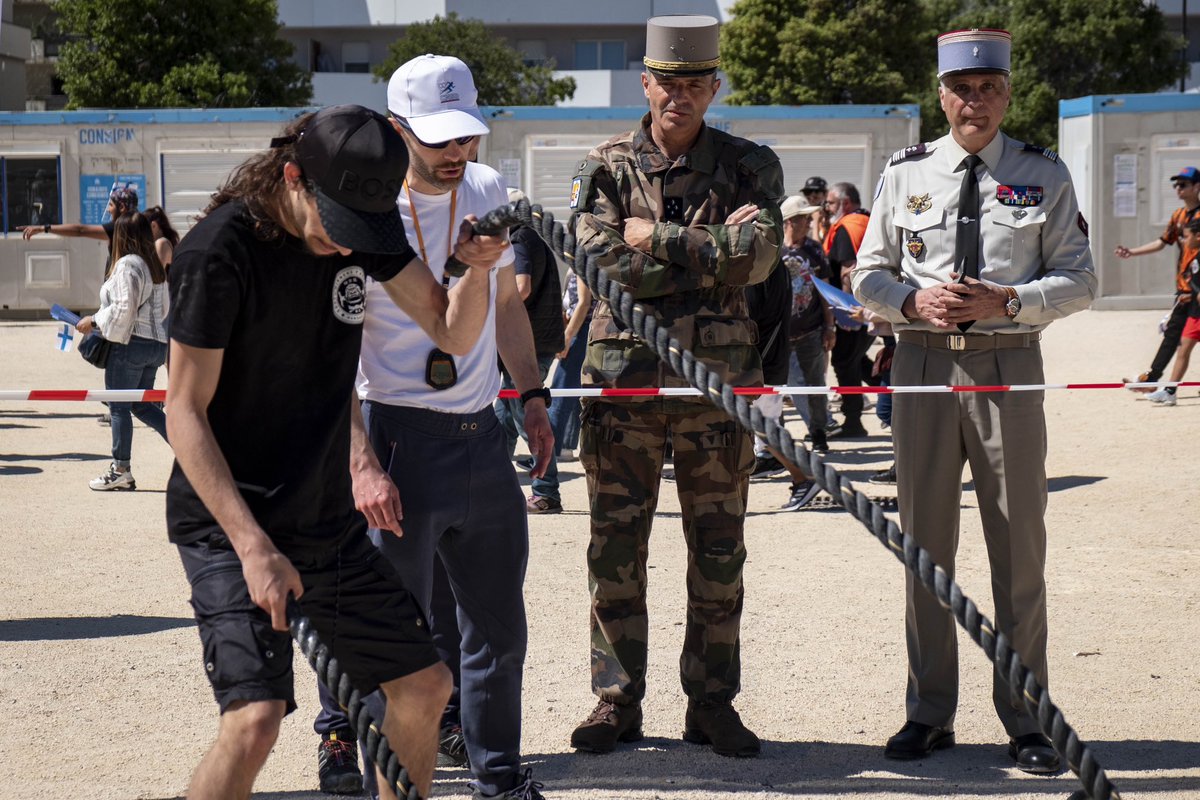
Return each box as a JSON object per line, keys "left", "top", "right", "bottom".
{"left": 425, "top": 348, "right": 458, "bottom": 390}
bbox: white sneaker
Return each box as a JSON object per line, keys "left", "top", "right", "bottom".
{"left": 1147, "top": 388, "right": 1177, "bottom": 406}
{"left": 90, "top": 463, "right": 136, "bottom": 491}
{"left": 558, "top": 449, "right": 578, "bottom": 462}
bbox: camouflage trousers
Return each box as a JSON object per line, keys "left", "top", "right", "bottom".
{"left": 579, "top": 399, "right": 753, "bottom": 705}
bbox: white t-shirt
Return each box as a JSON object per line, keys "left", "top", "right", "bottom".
{"left": 357, "top": 162, "right": 514, "bottom": 413}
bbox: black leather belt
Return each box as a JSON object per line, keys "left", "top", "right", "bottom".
{"left": 897, "top": 330, "right": 1041, "bottom": 351}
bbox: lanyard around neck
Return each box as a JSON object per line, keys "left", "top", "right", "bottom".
{"left": 405, "top": 180, "right": 457, "bottom": 287}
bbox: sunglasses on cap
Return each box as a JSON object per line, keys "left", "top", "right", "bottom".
{"left": 391, "top": 115, "right": 476, "bottom": 149}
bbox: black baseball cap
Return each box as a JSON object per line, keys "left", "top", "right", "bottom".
{"left": 292, "top": 105, "right": 410, "bottom": 254}
{"left": 802, "top": 176, "right": 828, "bottom": 193}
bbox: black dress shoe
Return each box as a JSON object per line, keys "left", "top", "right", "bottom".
{"left": 884, "top": 721, "right": 955, "bottom": 760}
{"left": 1008, "top": 733, "right": 1061, "bottom": 773}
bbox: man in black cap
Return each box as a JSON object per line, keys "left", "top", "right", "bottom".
{"left": 802, "top": 176, "right": 830, "bottom": 243}
{"left": 164, "top": 104, "right": 508, "bottom": 800}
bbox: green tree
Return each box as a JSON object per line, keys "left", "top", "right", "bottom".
{"left": 374, "top": 13, "right": 574, "bottom": 105}
{"left": 952, "top": 0, "right": 1186, "bottom": 146}
{"left": 721, "top": 0, "right": 945, "bottom": 107}
{"left": 56, "top": 0, "right": 310, "bottom": 108}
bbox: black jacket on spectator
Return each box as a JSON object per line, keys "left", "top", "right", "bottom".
{"left": 511, "top": 225, "right": 565, "bottom": 358}
{"left": 746, "top": 259, "right": 793, "bottom": 385}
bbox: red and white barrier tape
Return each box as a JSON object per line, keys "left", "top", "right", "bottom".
{"left": 2, "top": 382, "right": 1197, "bottom": 403}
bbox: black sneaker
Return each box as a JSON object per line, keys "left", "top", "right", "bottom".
{"left": 750, "top": 454, "right": 785, "bottom": 479}
{"left": 317, "top": 730, "right": 362, "bottom": 795}
{"left": 472, "top": 767, "right": 545, "bottom": 799}
{"left": 516, "top": 456, "right": 535, "bottom": 472}
{"left": 437, "top": 722, "right": 469, "bottom": 768}
{"left": 782, "top": 480, "right": 821, "bottom": 511}
{"left": 829, "top": 423, "right": 869, "bottom": 439}
{"left": 810, "top": 429, "right": 829, "bottom": 454}
{"left": 869, "top": 464, "right": 897, "bottom": 485}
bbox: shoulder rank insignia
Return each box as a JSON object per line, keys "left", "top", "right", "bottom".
{"left": 889, "top": 143, "right": 932, "bottom": 166}
{"left": 1022, "top": 143, "right": 1059, "bottom": 163}
{"left": 906, "top": 193, "right": 932, "bottom": 214}
{"left": 997, "top": 185, "right": 1043, "bottom": 207}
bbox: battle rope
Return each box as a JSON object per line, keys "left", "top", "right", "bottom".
{"left": 288, "top": 598, "right": 423, "bottom": 800}
{"left": 473, "top": 199, "right": 1120, "bottom": 800}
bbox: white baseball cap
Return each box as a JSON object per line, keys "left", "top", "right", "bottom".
{"left": 387, "top": 54, "right": 490, "bottom": 144}
{"left": 780, "top": 196, "right": 821, "bottom": 220}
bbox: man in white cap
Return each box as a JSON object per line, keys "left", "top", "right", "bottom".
{"left": 853, "top": 28, "right": 1095, "bottom": 773}
{"left": 312, "top": 55, "right": 549, "bottom": 800}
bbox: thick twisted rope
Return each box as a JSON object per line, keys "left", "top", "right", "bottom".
{"left": 287, "top": 599, "right": 422, "bottom": 800}
{"left": 475, "top": 199, "right": 1120, "bottom": 800}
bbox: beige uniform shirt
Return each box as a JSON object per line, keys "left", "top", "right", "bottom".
{"left": 852, "top": 132, "right": 1096, "bottom": 331}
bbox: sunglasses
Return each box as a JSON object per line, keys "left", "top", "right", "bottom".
{"left": 1174, "top": 181, "right": 1194, "bottom": 190}
{"left": 392, "top": 115, "right": 476, "bottom": 149}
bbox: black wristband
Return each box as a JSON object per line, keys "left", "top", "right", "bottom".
{"left": 519, "top": 387, "right": 552, "bottom": 408}
{"left": 43, "top": 223, "right": 52, "bottom": 233}
{"left": 443, "top": 254, "right": 470, "bottom": 279}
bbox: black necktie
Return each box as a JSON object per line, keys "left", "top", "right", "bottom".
{"left": 955, "top": 154, "right": 982, "bottom": 331}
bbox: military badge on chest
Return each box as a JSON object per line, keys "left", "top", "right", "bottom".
{"left": 997, "top": 185, "right": 1043, "bottom": 207}
{"left": 906, "top": 194, "right": 932, "bottom": 215}
{"left": 906, "top": 233, "right": 926, "bottom": 259}
{"left": 663, "top": 196, "right": 684, "bottom": 223}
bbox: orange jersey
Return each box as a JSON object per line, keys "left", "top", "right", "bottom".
{"left": 1161, "top": 205, "right": 1200, "bottom": 291}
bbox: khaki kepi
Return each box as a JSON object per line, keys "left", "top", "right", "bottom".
{"left": 643, "top": 14, "right": 720, "bottom": 76}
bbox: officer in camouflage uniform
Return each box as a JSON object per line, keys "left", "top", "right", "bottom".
{"left": 567, "top": 14, "right": 784, "bottom": 759}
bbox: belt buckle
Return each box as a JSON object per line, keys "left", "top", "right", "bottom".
{"left": 947, "top": 334, "right": 966, "bottom": 351}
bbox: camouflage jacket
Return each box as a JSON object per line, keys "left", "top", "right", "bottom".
{"left": 572, "top": 114, "right": 784, "bottom": 398}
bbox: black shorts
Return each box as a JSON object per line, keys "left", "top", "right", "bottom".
{"left": 178, "top": 528, "right": 440, "bottom": 715}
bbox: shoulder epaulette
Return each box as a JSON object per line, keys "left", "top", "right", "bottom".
{"left": 737, "top": 144, "right": 779, "bottom": 175}
{"left": 1022, "top": 143, "right": 1059, "bottom": 163}
{"left": 889, "top": 143, "right": 933, "bottom": 166}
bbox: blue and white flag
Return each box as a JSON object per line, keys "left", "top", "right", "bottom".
{"left": 812, "top": 277, "right": 864, "bottom": 328}
{"left": 55, "top": 323, "right": 74, "bottom": 352}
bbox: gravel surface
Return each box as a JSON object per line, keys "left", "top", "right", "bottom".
{"left": 1, "top": 309, "right": 1196, "bottom": 800}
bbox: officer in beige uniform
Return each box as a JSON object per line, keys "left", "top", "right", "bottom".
{"left": 852, "top": 28, "right": 1095, "bottom": 774}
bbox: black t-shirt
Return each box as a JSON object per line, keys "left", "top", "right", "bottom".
{"left": 783, "top": 239, "right": 832, "bottom": 336}
{"left": 828, "top": 224, "right": 858, "bottom": 271}
{"left": 746, "top": 259, "right": 792, "bottom": 385}
{"left": 102, "top": 220, "right": 115, "bottom": 275}
{"left": 165, "top": 201, "right": 415, "bottom": 552}
{"left": 511, "top": 225, "right": 565, "bottom": 357}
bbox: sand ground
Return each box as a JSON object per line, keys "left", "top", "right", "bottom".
{"left": 0, "top": 308, "right": 1197, "bottom": 800}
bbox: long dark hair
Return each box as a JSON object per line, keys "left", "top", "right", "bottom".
{"left": 203, "top": 111, "right": 316, "bottom": 242}
{"left": 143, "top": 205, "right": 180, "bottom": 246}
{"left": 109, "top": 213, "right": 167, "bottom": 284}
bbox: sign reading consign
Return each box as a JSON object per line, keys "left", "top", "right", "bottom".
{"left": 78, "top": 128, "right": 137, "bottom": 145}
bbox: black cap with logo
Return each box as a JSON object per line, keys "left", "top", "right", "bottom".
{"left": 802, "top": 176, "right": 828, "bottom": 193}
{"left": 292, "top": 104, "right": 410, "bottom": 254}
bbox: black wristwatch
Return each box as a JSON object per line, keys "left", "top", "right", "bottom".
{"left": 519, "top": 387, "right": 552, "bottom": 408}
{"left": 43, "top": 223, "right": 52, "bottom": 233}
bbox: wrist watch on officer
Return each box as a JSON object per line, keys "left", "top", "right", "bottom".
{"left": 519, "top": 387, "right": 551, "bottom": 408}
{"left": 1003, "top": 286, "right": 1022, "bottom": 318}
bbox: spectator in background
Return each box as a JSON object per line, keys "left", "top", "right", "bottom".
{"left": 824, "top": 181, "right": 873, "bottom": 439}
{"left": 1147, "top": 217, "right": 1200, "bottom": 406}
{"left": 802, "top": 176, "right": 830, "bottom": 244}
{"left": 780, "top": 196, "right": 836, "bottom": 454}
{"left": 495, "top": 189, "right": 567, "bottom": 513}
{"left": 20, "top": 184, "right": 139, "bottom": 259}
{"left": 24, "top": 185, "right": 141, "bottom": 428}
{"left": 144, "top": 206, "right": 182, "bottom": 270}
{"left": 745, "top": 239, "right": 823, "bottom": 512}
{"left": 74, "top": 212, "right": 169, "bottom": 490}
{"left": 548, "top": 270, "right": 594, "bottom": 463}
{"left": 1116, "top": 167, "right": 1200, "bottom": 392}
